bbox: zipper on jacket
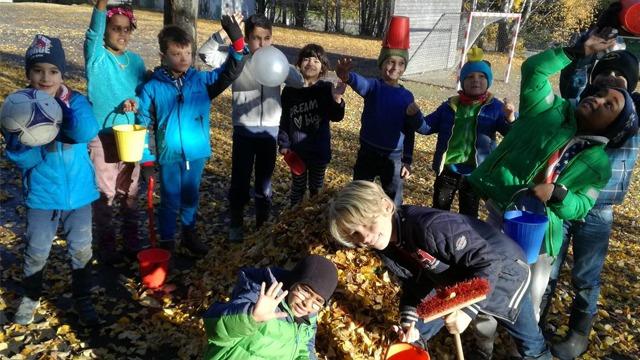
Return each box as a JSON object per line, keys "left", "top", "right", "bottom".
{"left": 61, "top": 142, "right": 71, "bottom": 209}
{"left": 260, "top": 85, "right": 264, "bottom": 127}
{"left": 176, "top": 87, "right": 189, "bottom": 170}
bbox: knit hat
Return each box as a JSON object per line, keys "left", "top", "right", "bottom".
{"left": 377, "top": 47, "right": 409, "bottom": 68}
{"left": 591, "top": 50, "right": 639, "bottom": 92}
{"left": 25, "top": 34, "right": 66, "bottom": 75}
{"left": 460, "top": 47, "right": 493, "bottom": 88}
{"left": 289, "top": 255, "right": 338, "bottom": 302}
{"left": 604, "top": 87, "right": 639, "bottom": 148}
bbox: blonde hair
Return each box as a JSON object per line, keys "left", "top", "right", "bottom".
{"left": 326, "top": 181, "right": 395, "bottom": 247}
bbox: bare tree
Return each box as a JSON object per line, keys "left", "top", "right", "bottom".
{"left": 164, "top": 0, "right": 198, "bottom": 61}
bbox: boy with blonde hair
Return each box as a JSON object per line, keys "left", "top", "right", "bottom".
{"left": 327, "top": 181, "right": 551, "bottom": 359}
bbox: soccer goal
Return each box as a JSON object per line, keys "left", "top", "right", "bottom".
{"left": 402, "top": 11, "right": 522, "bottom": 87}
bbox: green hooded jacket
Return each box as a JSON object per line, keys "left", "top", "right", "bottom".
{"left": 467, "top": 48, "right": 612, "bottom": 256}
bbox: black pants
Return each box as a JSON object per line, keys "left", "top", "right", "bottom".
{"left": 353, "top": 147, "right": 403, "bottom": 206}
{"left": 432, "top": 166, "right": 480, "bottom": 218}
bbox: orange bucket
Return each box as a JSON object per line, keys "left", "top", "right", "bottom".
{"left": 383, "top": 16, "right": 410, "bottom": 49}
{"left": 385, "top": 343, "right": 430, "bottom": 360}
{"left": 619, "top": 0, "right": 640, "bottom": 35}
{"left": 137, "top": 248, "right": 171, "bottom": 289}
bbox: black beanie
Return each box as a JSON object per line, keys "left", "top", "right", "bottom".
{"left": 591, "top": 50, "right": 639, "bottom": 92}
{"left": 289, "top": 255, "right": 338, "bottom": 302}
{"left": 605, "top": 87, "right": 639, "bottom": 148}
{"left": 25, "top": 34, "right": 66, "bottom": 75}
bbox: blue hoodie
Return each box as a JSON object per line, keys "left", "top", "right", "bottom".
{"left": 137, "top": 54, "right": 241, "bottom": 165}
{"left": 3, "top": 91, "right": 99, "bottom": 210}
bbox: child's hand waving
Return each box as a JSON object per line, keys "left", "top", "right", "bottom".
{"left": 252, "top": 282, "right": 289, "bottom": 322}
{"left": 335, "top": 58, "right": 353, "bottom": 83}
{"left": 503, "top": 98, "right": 516, "bottom": 122}
{"left": 122, "top": 99, "right": 138, "bottom": 113}
{"left": 332, "top": 81, "right": 347, "bottom": 103}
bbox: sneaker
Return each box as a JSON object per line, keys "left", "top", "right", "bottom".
{"left": 227, "top": 226, "right": 244, "bottom": 243}
{"left": 75, "top": 296, "right": 100, "bottom": 327}
{"left": 14, "top": 296, "right": 39, "bottom": 325}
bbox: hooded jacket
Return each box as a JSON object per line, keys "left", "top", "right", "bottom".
{"left": 468, "top": 48, "right": 616, "bottom": 256}
{"left": 137, "top": 51, "right": 242, "bottom": 165}
{"left": 203, "top": 267, "right": 318, "bottom": 360}
{"left": 421, "top": 95, "right": 512, "bottom": 174}
{"left": 3, "top": 91, "right": 99, "bottom": 210}
{"left": 379, "top": 206, "right": 531, "bottom": 326}
{"left": 198, "top": 35, "right": 304, "bottom": 138}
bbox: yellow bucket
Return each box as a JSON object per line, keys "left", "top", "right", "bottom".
{"left": 112, "top": 124, "right": 147, "bottom": 162}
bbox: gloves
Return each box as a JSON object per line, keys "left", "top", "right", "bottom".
{"left": 221, "top": 15, "right": 244, "bottom": 52}
{"left": 2, "top": 129, "right": 30, "bottom": 152}
{"left": 140, "top": 161, "right": 156, "bottom": 185}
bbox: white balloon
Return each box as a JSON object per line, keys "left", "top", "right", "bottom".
{"left": 249, "top": 46, "right": 290, "bottom": 87}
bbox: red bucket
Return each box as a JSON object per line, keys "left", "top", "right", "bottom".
{"left": 619, "top": 0, "right": 640, "bottom": 36}
{"left": 137, "top": 248, "right": 171, "bottom": 289}
{"left": 383, "top": 16, "right": 410, "bottom": 49}
{"left": 284, "top": 151, "right": 306, "bottom": 176}
{"left": 385, "top": 343, "right": 430, "bottom": 360}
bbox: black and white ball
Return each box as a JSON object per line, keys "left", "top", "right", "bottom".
{"left": 1, "top": 89, "right": 62, "bottom": 147}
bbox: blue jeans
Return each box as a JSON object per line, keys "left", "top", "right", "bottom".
{"left": 546, "top": 205, "right": 613, "bottom": 316}
{"left": 228, "top": 132, "right": 277, "bottom": 226}
{"left": 353, "top": 146, "right": 403, "bottom": 206}
{"left": 416, "top": 292, "right": 551, "bottom": 359}
{"left": 158, "top": 158, "right": 206, "bottom": 241}
{"left": 24, "top": 206, "right": 93, "bottom": 277}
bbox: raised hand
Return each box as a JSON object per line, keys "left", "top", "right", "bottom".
{"left": 95, "top": 0, "right": 108, "bottom": 10}
{"left": 503, "top": 98, "right": 516, "bottom": 122}
{"left": 221, "top": 14, "right": 244, "bottom": 44}
{"left": 583, "top": 27, "right": 618, "bottom": 56}
{"left": 252, "top": 282, "right": 289, "bottom": 323}
{"left": 335, "top": 58, "right": 353, "bottom": 83}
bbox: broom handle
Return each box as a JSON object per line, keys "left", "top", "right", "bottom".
{"left": 454, "top": 332, "right": 464, "bottom": 360}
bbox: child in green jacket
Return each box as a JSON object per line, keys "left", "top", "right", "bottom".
{"left": 467, "top": 32, "right": 639, "bottom": 324}
{"left": 203, "top": 255, "right": 338, "bottom": 359}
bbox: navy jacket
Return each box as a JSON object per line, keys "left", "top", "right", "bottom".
{"left": 421, "top": 95, "right": 512, "bottom": 174}
{"left": 379, "top": 206, "right": 530, "bottom": 325}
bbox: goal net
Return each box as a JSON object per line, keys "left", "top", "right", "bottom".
{"left": 403, "top": 11, "right": 521, "bottom": 88}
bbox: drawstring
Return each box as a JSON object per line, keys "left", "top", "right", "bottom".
{"left": 50, "top": 210, "right": 58, "bottom": 221}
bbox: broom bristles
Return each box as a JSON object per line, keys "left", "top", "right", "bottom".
{"left": 416, "top": 278, "right": 490, "bottom": 321}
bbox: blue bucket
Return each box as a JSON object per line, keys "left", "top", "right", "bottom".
{"left": 503, "top": 210, "right": 549, "bottom": 264}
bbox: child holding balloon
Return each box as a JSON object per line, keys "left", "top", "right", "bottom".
{"left": 84, "top": 0, "right": 147, "bottom": 263}
{"left": 278, "top": 44, "right": 346, "bottom": 206}
{"left": 199, "top": 14, "right": 304, "bottom": 242}
{"left": 136, "top": 20, "right": 245, "bottom": 255}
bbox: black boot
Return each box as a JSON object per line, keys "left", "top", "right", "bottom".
{"left": 182, "top": 228, "right": 209, "bottom": 255}
{"left": 72, "top": 267, "right": 100, "bottom": 327}
{"left": 93, "top": 196, "right": 117, "bottom": 264}
{"left": 551, "top": 308, "right": 594, "bottom": 360}
{"left": 255, "top": 197, "right": 271, "bottom": 229}
{"left": 121, "top": 204, "right": 141, "bottom": 256}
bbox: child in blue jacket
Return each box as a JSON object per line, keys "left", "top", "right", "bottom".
{"left": 421, "top": 48, "right": 515, "bottom": 218}
{"left": 137, "top": 21, "right": 244, "bottom": 255}
{"left": 335, "top": 48, "right": 425, "bottom": 206}
{"left": 3, "top": 35, "right": 100, "bottom": 326}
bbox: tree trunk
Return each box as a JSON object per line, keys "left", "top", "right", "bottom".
{"left": 324, "top": 0, "right": 329, "bottom": 31}
{"left": 293, "top": 0, "right": 308, "bottom": 27}
{"left": 164, "top": 0, "right": 198, "bottom": 62}
{"left": 336, "top": 0, "right": 342, "bottom": 32}
{"left": 269, "top": 0, "right": 276, "bottom": 23}
{"left": 496, "top": 0, "right": 515, "bottom": 52}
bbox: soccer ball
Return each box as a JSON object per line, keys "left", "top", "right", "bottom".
{"left": 1, "top": 89, "right": 62, "bottom": 147}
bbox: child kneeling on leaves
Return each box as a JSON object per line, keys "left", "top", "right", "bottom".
{"left": 203, "top": 255, "right": 338, "bottom": 359}
{"left": 327, "top": 181, "right": 551, "bottom": 359}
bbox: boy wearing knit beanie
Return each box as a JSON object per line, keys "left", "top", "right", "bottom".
{"left": 334, "top": 20, "right": 426, "bottom": 206}
{"left": 416, "top": 47, "right": 516, "bottom": 218}
{"left": 203, "top": 255, "right": 338, "bottom": 359}
{"left": 541, "top": 49, "right": 639, "bottom": 360}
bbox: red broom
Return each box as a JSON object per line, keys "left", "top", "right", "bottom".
{"left": 416, "top": 278, "right": 491, "bottom": 360}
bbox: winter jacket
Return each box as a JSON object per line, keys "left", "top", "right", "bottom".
{"left": 380, "top": 206, "right": 531, "bottom": 326}
{"left": 84, "top": 7, "right": 146, "bottom": 133}
{"left": 468, "top": 48, "right": 613, "bottom": 256}
{"left": 421, "top": 94, "right": 512, "bottom": 174}
{"left": 3, "top": 91, "right": 99, "bottom": 210}
{"left": 198, "top": 36, "right": 304, "bottom": 138}
{"left": 347, "top": 72, "right": 426, "bottom": 164}
{"left": 137, "top": 52, "right": 242, "bottom": 165}
{"left": 203, "top": 267, "right": 318, "bottom": 360}
{"left": 278, "top": 80, "right": 345, "bottom": 163}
